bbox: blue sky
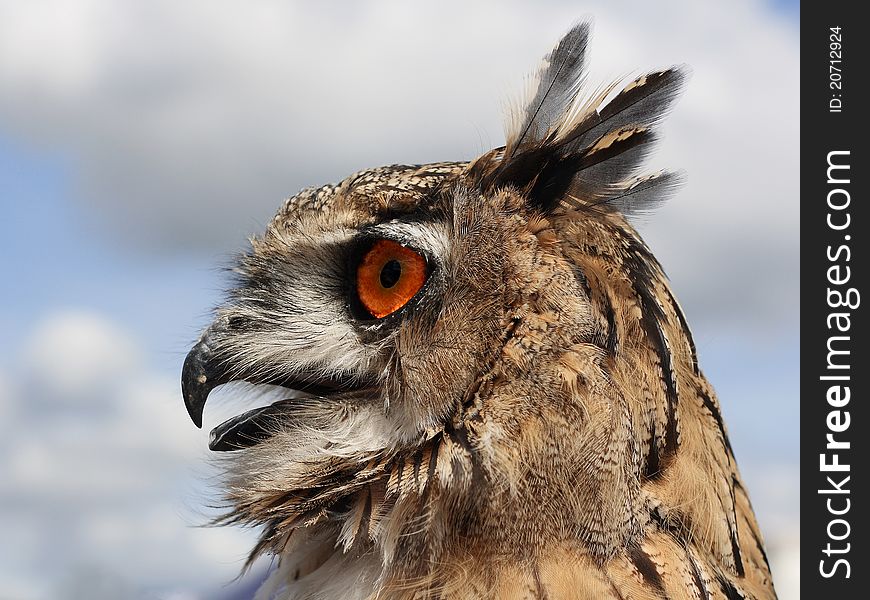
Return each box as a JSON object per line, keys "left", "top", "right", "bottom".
{"left": 772, "top": 0, "right": 800, "bottom": 18}
{"left": 0, "top": 1, "right": 799, "bottom": 598}
{"left": 0, "top": 136, "right": 216, "bottom": 373}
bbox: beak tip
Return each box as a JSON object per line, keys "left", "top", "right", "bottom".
{"left": 181, "top": 340, "right": 216, "bottom": 429}
{"left": 187, "top": 403, "right": 204, "bottom": 429}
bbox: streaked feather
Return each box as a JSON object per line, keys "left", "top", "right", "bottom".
{"left": 477, "top": 22, "right": 687, "bottom": 218}
{"left": 506, "top": 22, "right": 590, "bottom": 157}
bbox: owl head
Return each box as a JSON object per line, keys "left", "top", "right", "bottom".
{"left": 182, "top": 22, "right": 695, "bottom": 576}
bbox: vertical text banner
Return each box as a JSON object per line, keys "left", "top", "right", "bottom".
{"left": 803, "top": 2, "right": 867, "bottom": 597}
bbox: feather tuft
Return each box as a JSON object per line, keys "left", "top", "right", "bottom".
{"left": 506, "top": 22, "right": 591, "bottom": 157}
{"left": 476, "top": 22, "right": 688, "bottom": 218}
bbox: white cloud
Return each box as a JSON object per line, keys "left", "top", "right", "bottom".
{"left": 741, "top": 462, "right": 800, "bottom": 600}
{"left": 770, "top": 535, "right": 800, "bottom": 600}
{"left": 19, "top": 311, "right": 139, "bottom": 405}
{"left": 0, "top": 310, "right": 258, "bottom": 598}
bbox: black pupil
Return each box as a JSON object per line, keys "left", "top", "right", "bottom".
{"left": 380, "top": 260, "right": 402, "bottom": 288}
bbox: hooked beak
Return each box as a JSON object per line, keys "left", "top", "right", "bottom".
{"left": 181, "top": 335, "right": 226, "bottom": 429}
{"left": 181, "top": 318, "right": 377, "bottom": 447}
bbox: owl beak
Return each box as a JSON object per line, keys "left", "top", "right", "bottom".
{"left": 181, "top": 328, "right": 231, "bottom": 429}
{"left": 181, "top": 319, "right": 378, "bottom": 434}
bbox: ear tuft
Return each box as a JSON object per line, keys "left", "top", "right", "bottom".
{"left": 507, "top": 22, "right": 591, "bottom": 157}
{"left": 469, "top": 22, "right": 687, "bottom": 217}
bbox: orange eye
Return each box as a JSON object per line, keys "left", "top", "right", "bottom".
{"left": 356, "top": 239, "right": 428, "bottom": 319}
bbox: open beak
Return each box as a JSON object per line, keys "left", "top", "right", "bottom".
{"left": 181, "top": 319, "right": 376, "bottom": 450}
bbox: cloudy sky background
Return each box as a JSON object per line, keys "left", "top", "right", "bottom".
{"left": 0, "top": 1, "right": 799, "bottom": 598}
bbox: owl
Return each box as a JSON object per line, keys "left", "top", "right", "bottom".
{"left": 181, "top": 23, "right": 777, "bottom": 600}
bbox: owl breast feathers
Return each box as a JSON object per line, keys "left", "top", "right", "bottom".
{"left": 181, "top": 22, "right": 777, "bottom": 600}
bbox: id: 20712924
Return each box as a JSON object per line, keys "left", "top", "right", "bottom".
{"left": 829, "top": 26, "right": 843, "bottom": 113}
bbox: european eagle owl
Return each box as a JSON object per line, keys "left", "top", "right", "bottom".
{"left": 182, "top": 23, "right": 777, "bottom": 600}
